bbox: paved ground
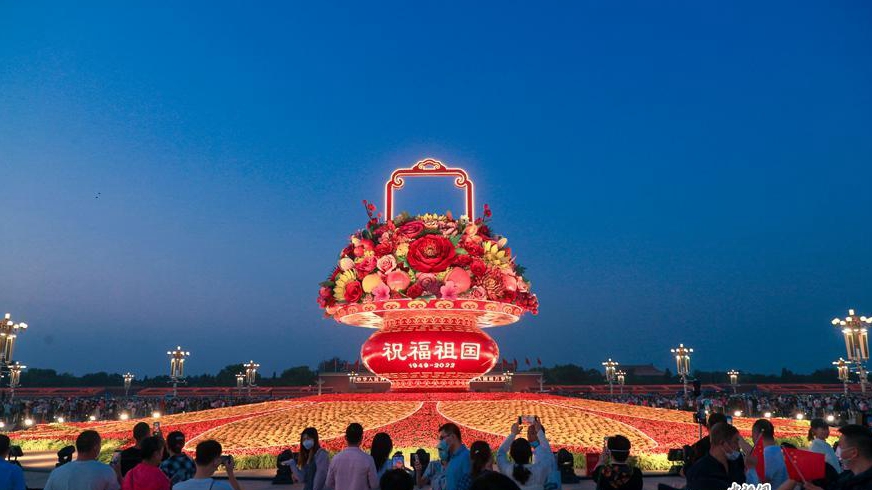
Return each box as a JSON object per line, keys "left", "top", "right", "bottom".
{"left": 19, "top": 451, "right": 686, "bottom": 490}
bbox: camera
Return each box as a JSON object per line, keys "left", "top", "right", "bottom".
{"left": 667, "top": 448, "right": 685, "bottom": 462}
{"left": 220, "top": 455, "right": 233, "bottom": 466}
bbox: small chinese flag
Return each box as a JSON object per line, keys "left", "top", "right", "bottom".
{"left": 355, "top": 359, "right": 360, "bottom": 371}
{"left": 513, "top": 359, "right": 518, "bottom": 370}
{"left": 751, "top": 439, "right": 765, "bottom": 481}
{"left": 783, "top": 447, "right": 825, "bottom": 482}
{"left": 537, "top": 358, "right": 542, "bottom": 366}
{"left": 343, "top": 361, "right": 349, "bottom": 371}
{"left": 525, "top": 358, "right": 531, "bottom": 366}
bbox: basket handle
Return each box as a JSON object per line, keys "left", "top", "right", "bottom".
{"left": 384, "top": 159, "right": 475, "bottom": 220}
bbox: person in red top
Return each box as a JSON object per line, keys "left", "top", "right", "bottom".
{"left": 122, "top": 436, "right": 170, "bottom": 490}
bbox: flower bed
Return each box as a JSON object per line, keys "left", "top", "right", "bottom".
{"left": 9, "top": 392, "right": 810, "bottom": 465}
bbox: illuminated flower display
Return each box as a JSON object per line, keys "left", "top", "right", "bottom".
{"left": 12, "top": 393, "right": 812, "bottom": 462}
{"left": 317, "top": 203, "right": 537, "bottom": 315}
{"left": 317, "top": 160, "right": 539, "bottom": 391}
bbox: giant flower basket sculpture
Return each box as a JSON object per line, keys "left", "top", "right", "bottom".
{"left": 317, "top": 160, "right": 538, "bottom": 391}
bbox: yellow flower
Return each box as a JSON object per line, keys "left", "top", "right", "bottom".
{"left": 396, "top": 243, "right": 409, "bottom": 257}
{"left": 483, "top": 240, "right": 511, "bottom": 268}
{"left": 333, "top": 270, "right": 357, "bottom": 301}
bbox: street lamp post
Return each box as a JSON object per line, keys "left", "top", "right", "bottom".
{"left": 8, "top": 362, "right": 24, "bottom": 400}
{"left": 0, "top": 313, "right": 28, "bottom": 367}
{"left": 235, "top": 373, "right": 245, "bottom": 395}
{"left": 834, "top": 358, "right": 850, "bottom": 394}
{"left": 602, "top": 359, "right": 619, "bottom": 395}
{"left": 832, "top": 309, "right": 872, "bottom": 394}
{"left": 123, "top": 372, "right": 135, "bottom": 397}
{"left": 728, "top": 370, "right": 739, "bottom": 394}
{"left": 244, "top": 360, "right": 260, "bottom": 397}
{"left": 671, "top": 344, "right": 693, "bottom": 397}
{"left": 616, "top": 370, "right": 626, "bottom": 395}
{"left": 167, "top": 346, "right": 190, "bottom": 397}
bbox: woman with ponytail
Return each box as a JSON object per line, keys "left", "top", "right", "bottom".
{"left": 469, "top": 441, "right": 493, "bottom": 480}
{"left": 496, "top": 419, "right": 554, "bottom": 490}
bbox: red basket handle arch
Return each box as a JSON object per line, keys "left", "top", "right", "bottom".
{"left": 385, "top": 159, "right": 475, "bottom": 221}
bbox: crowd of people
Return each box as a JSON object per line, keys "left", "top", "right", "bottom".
{"left": 3, "top": 410, "right": 872, "bottom": 490}
{"left": 1, "top": 396, "right": 253, "bottom": 426}
{"left": 5, "top": 417, "right": 646, "bottom": 490}
{"left": 578, "top": 392, "right": 872, "bottom": 421}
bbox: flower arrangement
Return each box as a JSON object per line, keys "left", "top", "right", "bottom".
{"left": 317, "top": 201, "right": 538, "bottom": 315}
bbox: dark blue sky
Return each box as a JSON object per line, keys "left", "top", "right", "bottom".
{"left": 1, "top": 2, "right": 870, "bottom": 377}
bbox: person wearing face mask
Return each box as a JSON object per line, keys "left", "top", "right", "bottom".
{"left": 288, "top": 428, "right": 329, "bottom": 490}
{"left": 527, "top": 423, "right": 561, "bottom": 490}
{"left": 808, "top": 419, "right": 841, "bottom": 474}
{"left": 751, "top": 418, "right": 788, "bottom": 489}
{"left": 686, "top": 423, "right": 755, "bottom": 490}
{"left": 438, "top": 423, "right": 471, "bottom": 490}
{"left": 777, "top": 424, "right": 872, "bottom": 490}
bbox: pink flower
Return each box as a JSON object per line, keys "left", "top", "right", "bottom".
{"left": 377, "top": 255, "right": 397, "bottom": 274}
{"left": 469, "top": 286, "right": 487, "bottom": 300}
{"left": 373, "top": 283, "right": 391, "bottom": 301}
{"left": 440, "top": 281, "right": 460, "bottom": 300}
{"left": 416, "top": 273, "right": 442, "bottom": 296}
{"left": 516, "top": 277, "right": 529, "bottom": 293}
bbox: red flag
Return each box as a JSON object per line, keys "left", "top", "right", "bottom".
{"left": 525, "top": 358, "right": 531, "bottom": 366}
{"left": 783, "top": 447, "right": 825, "bottom": 482}
{"left": 355, "top": 359, "right": 361, "bottom": 372}
{"left": 501, "top": 358, "right": 507, "bottom": 370}
{"left": 751, "top": 438, "right": 765, "bottom": 481}
{"left": 343, "top": 361, "right": 349, "bottom": 371}
{"left": 537, "top": 358, "right": 542, "bottom": 366}
{"left": 513, "top": 359, "right": 518, "bottom": 370}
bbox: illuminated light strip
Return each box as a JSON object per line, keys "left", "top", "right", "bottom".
{"left": 385, "top": 159, "right": 475, "bottom": 221}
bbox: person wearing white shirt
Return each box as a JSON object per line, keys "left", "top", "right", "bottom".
{"left": 43, "top": 430, "right": 121, "bottom": 490}
{"left": 496, "top": 419, "right": 553, "bottom": 490}
{"left": 808, "top": 418, "right": 841, "bottom": 474}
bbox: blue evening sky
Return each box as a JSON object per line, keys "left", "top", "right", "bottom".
{"left": 1, "top": 2, "right": 870, "bottom": 377}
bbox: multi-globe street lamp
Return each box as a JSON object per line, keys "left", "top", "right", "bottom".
{"left": 8, "top": 362, "right": 24, "bottom": 400}
{"left": 602, "top": 359, "right": 619, "bottom": 395}
{"left": 167, "top": 346, "right": 190, "bottom": 397}
{"left": 671, "top": 344, "right": 693, "bottom": 397}
{"left": 244, "top": 360, "right": 260, "bottom": 397}
{"left": 123, "top": 372, "right": 135, "bottom": 397}
{"left": 728, "top": 370, "right": 739, "bottom": 393}
{"left": 832, "top": 309, "right": 872, "bottom": 394}
{"left": 834, "top": 358, "right": 850, "bottom": 394}
{"left": 0, "top": 313, "right": 28, "bottom": 367}
{"left": 616, "top": 370, "right": 626, "bottom": 395}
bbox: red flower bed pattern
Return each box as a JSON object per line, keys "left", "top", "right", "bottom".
{"left": 10, "top": 393, "right": 811, "bottom": 457}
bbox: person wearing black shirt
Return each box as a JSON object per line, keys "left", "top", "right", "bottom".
{"left": 686, "top": 423, "right": 753, "bottom": 490}
{"left": 593, "top": 435, "right": 643, "bottom": 490}
{"left": 120, "top": 422, "right": 151, "bottom": 477}
{"left": 685, "top": 413, "right": 728, "bottom": 472}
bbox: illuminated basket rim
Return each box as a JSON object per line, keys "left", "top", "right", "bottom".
{"left": 334, "top": 298, "right": 524, "bottom": 329}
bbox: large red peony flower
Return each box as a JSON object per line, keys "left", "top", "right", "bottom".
{"left": 344, "top": 281, "right": 363, "bottom": 302}
{"left": 406, "top": 235, "right": 456, "bottom": 273}
{"left": 398, "top": 221, "right": 425, "bottom": 239}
